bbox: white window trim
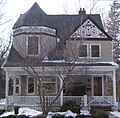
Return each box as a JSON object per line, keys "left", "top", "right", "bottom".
{"left": 27, "top": 76, "right": 35, "bottom": 95}
{"left": 15, "top": 76, "right": 21, "bottom": 95}
{"left": 26, "top": 35, "right": 40, "bottom": 56}
{"left": 90, "top": 43, "right": 101, "bottom": 59}
{"left": 78, "top": 43, "right": 89, "bottom": 59}
{"left": 9, "top": 76, "right": 21, "bottom": 96}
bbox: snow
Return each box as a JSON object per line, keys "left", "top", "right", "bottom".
{"left": 110, "top": 111, "right": 120, "bottom": 118}
{"left": 43, "top": 59, "right": 118, "bottom": 67}
{"left": 48, "top": 110, "right": 77, "bottom": 118}
{"left": 0, "top": 108, "right": 80, "bottom": 118}
{"left": 0, "top": 107, "right": 42, "bottom": 117}
{"left": 0, "top": 106, "right": 120, "bottom": 118}
{"left": 80, "top": 110, "right": 91, "bottom": 116}
{"left": 0, "top": 99, "right": 5, "bottom": 105}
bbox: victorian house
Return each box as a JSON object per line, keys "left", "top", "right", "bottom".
{"left": 3, "top": 2, "right": 119, "bottom": 110}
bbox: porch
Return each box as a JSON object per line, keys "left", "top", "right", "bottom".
{"left": 4, "top": 65, "right": 118, "bottom": 110}
{"left": 6, "top": 95, "right": 114, "bottom": 109}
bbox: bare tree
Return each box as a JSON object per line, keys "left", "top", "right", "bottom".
{"left": 0, "top": 0, "right": 12, "bottom": 97}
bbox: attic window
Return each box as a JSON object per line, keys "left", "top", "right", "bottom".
{"left": 28, "top": 36, "right": 38, "bottom": 55}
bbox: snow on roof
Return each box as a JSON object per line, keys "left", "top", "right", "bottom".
{"left": 43, "top": 60, "right": 118, "bottom": 66}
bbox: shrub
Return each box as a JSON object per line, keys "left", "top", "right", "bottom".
{"left": 0, "top": 109, "right": 5, "bottom": 115}
{"left": 2, "top": 115, "right": 29, "bottom": 118}
{"left": 59, "top": 100, "right": 79, "bottom": 112}
{"left": 91, "top": 109, "right": 108, "bottom": 118}
{"left": 19, "top": 115, "right": 29, "bottom": 118}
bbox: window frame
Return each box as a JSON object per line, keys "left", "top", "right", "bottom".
{"left": 27, "top": 35, "right": 39, "bottom": 56}
{"left": 8, "top": 77, "right": 21, "bottom": 96}
{"left": 27, "top": 76, "right": 35, "bottom": 95}
{"left": 79, "top": 44, "right": 89, "bottom": 58}
{"left": 90, "top": 43, "right": 101, "bottom": 58}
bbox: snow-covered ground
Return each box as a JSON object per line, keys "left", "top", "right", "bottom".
{"left": 0, "top": 107, "right": 120, "bottom": 118}
{"left": 110, "top": 111, "right": 120, "bottom": 118}
{"left": 0, "top": 107, "right": 42, "bottom": 117}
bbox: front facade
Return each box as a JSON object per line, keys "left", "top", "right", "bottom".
{"left": 3, "top": 3, "right": 119, "bottom": 110}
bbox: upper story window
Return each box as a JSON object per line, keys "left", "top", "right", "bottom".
{"left": 79, "top": 45, "right": 88, "bottom": 58}
{"left": 90, "top": 44, "right": 101, "bottom": 58}
{"left": 78, "top": 43, "right": 101, "bottom": 59}
{"left": 28, "top": 36, "right": 38, "bottom": 55}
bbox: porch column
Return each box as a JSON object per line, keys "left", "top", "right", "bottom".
{"left": 102, "top": 76, "right": 104, "bottom": 96}
{"left": 59, "top": 75, "right": 63, "bottom": 106}
{"left": 5, "top": 71, "right": 9, "bottom": 109}
{"left": 91, "top": 77, "right": 94, "bottom": 96}
{"left": 113, "top": 70, "right": 117, "bottom": 106}
{"left": 13, "top": 77, "right": 16, "bottom": 95}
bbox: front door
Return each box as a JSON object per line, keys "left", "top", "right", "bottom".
{"left": 93, "top": 77, "right": 102, "bottom": 96}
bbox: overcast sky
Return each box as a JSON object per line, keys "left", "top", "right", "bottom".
{"left": 1, "top": 0, "right": 113, "bottom": 40}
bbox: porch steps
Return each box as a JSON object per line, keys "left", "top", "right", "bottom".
{"left": 90, "top": 106, "right": 112, "bottom": 111}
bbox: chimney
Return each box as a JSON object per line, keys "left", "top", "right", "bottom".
{"left": 79, "top": 8, "right": 86, "bottom": 15}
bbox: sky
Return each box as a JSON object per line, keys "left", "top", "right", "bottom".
{"left": 0, "top": 0, "right": 113, "bottom": 40}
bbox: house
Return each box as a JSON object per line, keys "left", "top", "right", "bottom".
{"left": 3, "top": 2, "right": 119, "bottom": 110}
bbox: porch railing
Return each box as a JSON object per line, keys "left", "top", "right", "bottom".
{"left": 87, "top": 96, "right": 114, "bottom": 106}
{"left": 7, "top": 96, "right": 114, "bottom": 107}
{"left": 7, "top": 96, "right": 83, "bottom": 107}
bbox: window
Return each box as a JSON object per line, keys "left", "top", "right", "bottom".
{"left": 28, "top": 36, "right": 38, "bottom": 55}
{"left": 9, "top": 78, "right": 14, "bottom": 95}
{"left": 15, "top": 78, "right": 20, "bottom": 95}
{"left": 79, "top": 45, "right": 88, "bottom": 57}
{"left": 91, "top": 45, "right": 100, "bottom": 58}
{"left": 8, "top": 77, "right": 20, "bottom": 95}
{"left": 43, "top": 77, "right": 57, "bottom": 94}
{"left": 27, "top": 77, "right": 35, "bottom": 94}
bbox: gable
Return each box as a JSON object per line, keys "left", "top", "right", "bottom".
{"left": 71, "top": 19, "right": 108, "bottom": 39}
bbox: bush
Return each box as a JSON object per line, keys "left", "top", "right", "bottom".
{"left": 76, "top": 114, "right": 92, "bottom": 118}
{"left": 19, "top": 115, "right": 29, "bottom": 118}
{"left": 91, "top": 109, "right": 108, "bottom": 118}
{"left": 59, "top": 100, "right": 79, "bottom": 113}
{"left": 0, "top": 109, "right": 5, "bottom": 115}
{"left": 2, "top": 115, "right": 17, "bottom": 118}
{"left": 2, "top": 115, "right": 29, "bottom": 118}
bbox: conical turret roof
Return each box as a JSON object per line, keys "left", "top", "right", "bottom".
{"left": 13, "top": 2, "right": 47, "bottom": 28}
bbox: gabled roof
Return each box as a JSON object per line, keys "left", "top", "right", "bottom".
{"left": 71, "top": 16, "right": 112, "bottom": 40}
